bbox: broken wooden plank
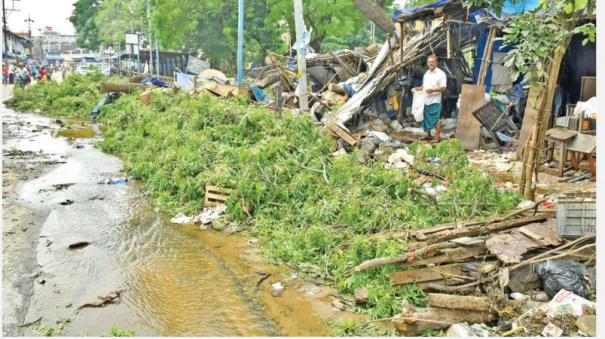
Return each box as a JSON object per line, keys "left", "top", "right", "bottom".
{"left": 390, "top": 264, "right": 465, "bottom": 285}
{"left": 517, "top": 87, "right": 540, "bottom": 157}
{"left": 486, "top": 219, "right": 562, "bottom": 264}
{"left": 427, "top": 215, "right": 547, "bottom": 245}
{"left": 204, "top": 185, "right": 233, "bottom": 207}
{"left": 427, "top": 293, "right": 492, "bottom": 312}
{"left": 423, "top": 280, "right": 481, "bottom": 293}
{"left": 326, "top": 121, "right": 358, "bottom": 146}
{"left": 455, "top": 84, "right": 485, "bottom": 150}
{"left": 405, "top": 246, "right": 488, "bottom": 267}
{"left": 393, "top": 307, "right": 496, "bottom": 336}
{"left": 327, "top": 51, "right": 358, "bottom": 78}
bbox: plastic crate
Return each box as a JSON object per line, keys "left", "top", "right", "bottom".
{"left": 556, "top": 197, "right": 596, "bottom": 238}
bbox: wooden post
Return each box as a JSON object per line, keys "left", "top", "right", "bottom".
{"left": 399, "top": 22, "right": 404, "bottom": 64}
{"left": 521, "top": 38, "right": 571, "bottom": 200}
{"left": 387, "top": 33, "right": 395, "bottom": 65}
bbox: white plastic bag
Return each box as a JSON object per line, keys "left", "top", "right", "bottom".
{"left": 411, "top": 89, "right": 426, "bottom": 122}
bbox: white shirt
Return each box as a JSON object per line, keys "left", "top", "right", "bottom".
{"left": 422, "top": 67, "right": 447, "bottom": 105}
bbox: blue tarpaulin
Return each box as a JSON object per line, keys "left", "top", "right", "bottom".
{"left": 140, "top": 77, "right": 170, "bottom": 88}
{"left": 469, "top": 1, "right": 540, "bottom": 92}
{"left": 392, "top": 0, "right": 453, "bottom": 22}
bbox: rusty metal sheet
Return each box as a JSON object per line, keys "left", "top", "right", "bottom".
{"left": 486, "top": 219, "right": 561, "bottom": 264}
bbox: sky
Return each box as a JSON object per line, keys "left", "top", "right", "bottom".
{"left": 5, "top": 0, "right": 77, "bottom": 36}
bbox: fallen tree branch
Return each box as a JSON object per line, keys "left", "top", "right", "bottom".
{"left": 254, "top": 272, "right": 271, "bottom": 289}
{"left": 76, "top": 290, "right": 123, "bottom": 312}
{"left": 424, "top": 280, "right": 481, "bottom": 293}
{"left": 18, "top": 317, "right": 42, "bottom": 327}
{"left": 353, "top": 242, "right": 457, "bottom": 272}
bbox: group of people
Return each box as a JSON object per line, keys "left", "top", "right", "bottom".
{"left": 2, "top": 62, "right": 70, "bottom": 86}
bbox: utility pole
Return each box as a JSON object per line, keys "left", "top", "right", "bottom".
{"left": 293, "top": 0, "right": 309, "bottom": 111}
{"left": 24, "top": 14, "right": 33, "bottom": 37}
{"left": 236, "top": 0, "right": 244, "bottom": 85}
{"left": 155, "top": 34, "right": 159, "bottom": 76}
{"left": 147, "top": 0, "right": 153, "bottom": 74}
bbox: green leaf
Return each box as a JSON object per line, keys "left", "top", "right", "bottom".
{"left": 575, "top": 0, "right": 588, "bottom": 10}
{"left": 564, "top": 3, "right": 574, "bottom": 13}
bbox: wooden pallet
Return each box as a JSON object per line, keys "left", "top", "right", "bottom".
{"left": 204, "top": 185, "right": 234, "bottom": 207}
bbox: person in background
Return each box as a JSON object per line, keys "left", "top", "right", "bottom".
{"left": 39, "top": 67, "right": 47, "bottom": 81}
{"left": 31, "top": 63, "right": 38, "bottom": 80}
{"left": 413, "top": 55, "right": 447, "bottom": 143}
{"left": 8, "top": 62, "right": 16, "bottom": 84}
{"left": 2, "top": 63, "right": 8, "bottom": 84}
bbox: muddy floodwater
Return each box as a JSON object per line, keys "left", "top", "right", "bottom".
{"left": 2, "top": 107, "right": 346, "bottom": 336}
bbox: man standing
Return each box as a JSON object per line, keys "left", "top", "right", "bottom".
{"left": 413, "top": 55, "right": 447, "bottom": 142}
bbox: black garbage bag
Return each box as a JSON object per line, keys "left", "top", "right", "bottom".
{"left": 537, "top": 259, "right": 589, "bottom": 298}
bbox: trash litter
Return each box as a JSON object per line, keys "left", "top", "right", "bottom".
{"left": 193, "top": 204, "right": 227, "bottom": 224}
{"left": 367, "top": 130, "right": 391, "bottom": 142}
{"left": 537, "top": 260, "right": 589, "bottom": 298}
{"left": 446, "top": 323, "right": 493, "bottom": 337}
{"left": 170, "top": 213, "right": 193, "bottom": 224}
{"left": 68, "top": 241, "right": 90, "bottom": 250}
{"left": 271, "top": 282, "right": 284, "bottom": 297}
{"left": 576, "top": 315, "right": 596, "bottom": 336}
{"left": 516, "top": 200, "right": 534, "bottom": 209}
{"left": 541, "top": 322, "right": 563, "bottom": 337}
{"left": 385, "top": 148, "right": 415, "bottom": 170}
{"left": 249, "top": 84, "right": 270, "bottom": 104}
{"left": 101, "top": 177, "right": 129, "bottom": 185}
{"left": 59, "top": 199, "right": 74, "bottom": 205}
{"left": 543, "top": 289, "right": 595, "bottom": 318}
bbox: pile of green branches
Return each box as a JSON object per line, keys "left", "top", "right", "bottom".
{"left": 7, "top": 70, "right": 105, "bottom": 117}
{"left": 95, "top": 91, "right": 519, "bottom": 319}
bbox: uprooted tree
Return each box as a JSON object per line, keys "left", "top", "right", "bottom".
{"left": 467, "top": 0, "right": 596, "bottom": 200}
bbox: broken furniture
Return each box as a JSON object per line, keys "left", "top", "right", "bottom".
{"left": 471, "top": 100, "right": 519, "bottom": 153}
{"left": 544, "top": 128, "right": 577, "bottom": 177}
{"left": 567, "top": 133, "right": 596, "bottom": 176}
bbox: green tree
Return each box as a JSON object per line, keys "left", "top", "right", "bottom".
{"left": 95, "top": 0, "right": 146, "bottom": 47}
{"left": 69, "top": 0, "right": 101, "bottom": 49}
{"left": 266, "top": 0, "right": 368, "bottom": 51}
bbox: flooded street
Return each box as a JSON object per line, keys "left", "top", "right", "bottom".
{"left": 2, "top": 105, "right": 343, "bottom": 336}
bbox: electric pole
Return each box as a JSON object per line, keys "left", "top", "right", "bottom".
{"left": 147, "top": 0, "right": 153, "bottom": 74}
{"left": 24, "top": 14, "right": 33, "bottom": 37}
{"left": 236, "top": 0, "right": 244, "bottom": 85}
{"left": 293, "top": 0, "right": 309, "bottom": 112}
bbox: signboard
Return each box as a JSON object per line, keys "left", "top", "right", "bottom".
{"left": 124, "top": 33, "right": 139, "bottom": 45}
{"left": 186, "top": 55, "right": 209, "bottom": 75}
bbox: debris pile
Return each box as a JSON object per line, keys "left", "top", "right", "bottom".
{"left": 351, "top": 193, "right": 595, "bottom": 335}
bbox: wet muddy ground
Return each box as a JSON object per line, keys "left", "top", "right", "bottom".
{"left": 2, "top": 105, "right": 362, "bottom": 336}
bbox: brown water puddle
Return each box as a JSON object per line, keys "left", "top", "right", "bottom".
{"left": 178, "top": 226, "right": 365, "bottom": 336}
{"left": 56, "top": 127, "right": 95, "bottom": 139}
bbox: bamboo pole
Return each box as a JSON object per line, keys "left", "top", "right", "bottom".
{"left": 522, "top": 39, "right": 571, "bottom": 200}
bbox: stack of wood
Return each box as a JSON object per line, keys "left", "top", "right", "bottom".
{"left": 352, "top": 200, "right": 596, "bottom": 335}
